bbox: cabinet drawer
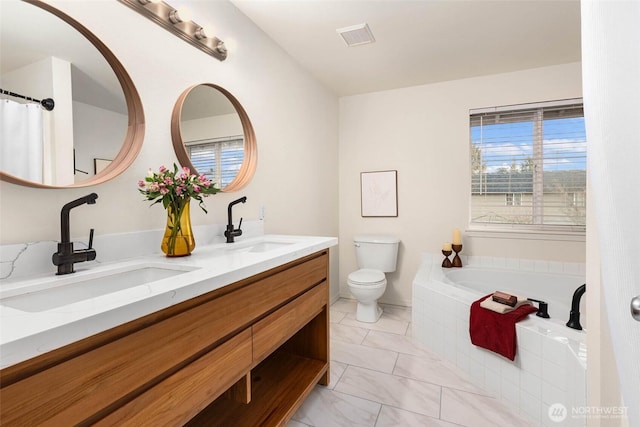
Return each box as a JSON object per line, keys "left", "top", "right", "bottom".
{"left": 96, "top": 329, "right": 252, "bottom": 426}
{"left": 252, "top": 281, "right": 327, "bottom": 364}
{"left": 234, "top": 250, "right": 327, "bottom": 321}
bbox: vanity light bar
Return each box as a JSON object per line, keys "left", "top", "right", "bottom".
{"left": 117, "top": 0, "right": 227, "bottom": 61}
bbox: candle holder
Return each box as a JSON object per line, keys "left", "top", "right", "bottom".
{"left": 452, "top": 244, "right": 463, "bottom": 267}
{"left": 441, "top": 250, "right": 452, "bottom": 268}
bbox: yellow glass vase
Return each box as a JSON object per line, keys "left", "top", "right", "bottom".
{"left": 161, "top": 198, "right": 195, "bottom": 257}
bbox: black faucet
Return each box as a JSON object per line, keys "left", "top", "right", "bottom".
{"left": 224, "top": 196, "right": 247, "bottom": 243}
{"left": 566, "top": 284, "right": 586, "bottom": 330}
{"left": 52, "top": 193, "right": 98, "bottom": 275}
{"left": 527, "top": 298, "right": 550, "bottom": 318}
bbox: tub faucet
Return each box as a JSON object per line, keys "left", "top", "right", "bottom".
{"left": 52, "top": 193, "right": 98, "bottom": 275}
{"left": 566, "top": 284, "right": 586, "bottom": 330}
{"left": 224, "top": 196, "right": 247, "bottom": 243}
{"left": 527, "top": 298, "right": 550, "bottom": 318}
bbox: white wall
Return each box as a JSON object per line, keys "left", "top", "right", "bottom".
{"left": 0, "top": 1, "right": 339, "bottom": 293}
{"left": 181, "top": 113, "right": 243, "bottom": 142}
{"left": 586, "top": 190, "right": 625, "bottom": 427}
{"left": 73, "top": 100, "right": 127, "bottom": 182}
{"left": 339, "top": 62, "right": 584, "bottom": 306}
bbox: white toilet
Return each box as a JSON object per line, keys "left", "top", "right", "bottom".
{"left": 347, "top": 235, "right": 400, "bottom": 323}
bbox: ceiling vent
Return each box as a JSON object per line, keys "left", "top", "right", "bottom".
{"left": 336, "top": 23, "right": 375, "bottom": 47}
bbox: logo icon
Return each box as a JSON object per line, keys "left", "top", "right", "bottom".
{"left": 549, "top": 403, "right": 568, "bottom": 422}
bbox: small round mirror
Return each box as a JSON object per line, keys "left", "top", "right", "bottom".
{"left": 171, "top": 84, "right": 256, "bottom": 192}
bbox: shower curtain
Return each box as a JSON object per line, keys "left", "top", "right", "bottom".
{"left": 582, "top": 1, "right": 640, "bottom": 425}
{"left": 0, "top": 99, "right": 44, "bottom": 182}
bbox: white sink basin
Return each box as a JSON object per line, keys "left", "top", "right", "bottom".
{"left": 1, "top": 264, "right": 198, "bottom": 312}
{"left": 227, "top": 239, "right": 296, "bottom": 253}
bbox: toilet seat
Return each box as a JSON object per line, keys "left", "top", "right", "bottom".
{"left": 348, "top": 269, "right": 386, "bottom": 286}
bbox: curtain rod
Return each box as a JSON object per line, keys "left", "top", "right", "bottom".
{"left": 0, "top": 88, "right": 55, "bottom": 111}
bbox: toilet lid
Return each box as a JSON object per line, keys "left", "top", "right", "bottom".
{"left": 348, "top": 269, "right": 385, "bottom": 285}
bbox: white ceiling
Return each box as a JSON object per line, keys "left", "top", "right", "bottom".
{"left": 230, "top": 0, "right": 582, "bottom": 97}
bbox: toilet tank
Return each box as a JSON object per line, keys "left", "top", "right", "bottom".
{"left": 354, "top": 235, "right": 400, "bottom": 273}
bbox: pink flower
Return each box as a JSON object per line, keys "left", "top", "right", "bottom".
{"left": 139, "top": 164, "right": 218, "bottom": 211}
{"left": 177, "top": 167, "right": 190, "bottom": 180}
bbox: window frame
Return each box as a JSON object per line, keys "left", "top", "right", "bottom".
{"left": 185, "top": 135, "right": 244, "bottom": 189}
{"left": 468, "top": 98, "right": 586, "bottom": 237}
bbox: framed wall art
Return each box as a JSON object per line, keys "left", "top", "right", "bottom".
{"left": 94, "top": 158, "right": 112, "bottom": 175}
{"left": 361, "top": 170, "right": 398, "bottom": 217}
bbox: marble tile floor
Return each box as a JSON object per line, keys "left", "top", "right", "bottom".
{"left": 286, "top": 298, "right": 532, "bottom": 427}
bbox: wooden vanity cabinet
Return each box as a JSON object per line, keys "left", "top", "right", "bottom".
{"left": 0, "top": 250, "right": 330, "bottom": 426}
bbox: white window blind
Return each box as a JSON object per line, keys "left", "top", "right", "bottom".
{"left": 186, "top": 136, "right": 244, "bottom": 188}
{"left": 470, "top": 99, "right": 586, "bottom": 229}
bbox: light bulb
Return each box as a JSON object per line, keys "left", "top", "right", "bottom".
{"left": 216, "top": 40, "right": 227, "bottom": 55}
{"left": 195, "top": 25, "right": 213, "bottom": 40}
{"left": 169, "top": 7, "right": 192, "bottom": 24}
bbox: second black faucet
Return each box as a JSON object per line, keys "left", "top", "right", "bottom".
{"left": 566, "top": 284, "right": 586, "bottom": 330}
{"left": 224, "top": 196, "right": 247, "bottom": 243}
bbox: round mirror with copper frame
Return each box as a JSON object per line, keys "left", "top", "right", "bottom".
{"left": 171, "top": 84, "right": 256, "bottom": 192}
{"left": 0, "top": 0, "right": 144, "bottom": 188}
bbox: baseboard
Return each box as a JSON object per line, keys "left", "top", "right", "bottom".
{"left": 337, "top": 292, "right": 411, "bottom": 308}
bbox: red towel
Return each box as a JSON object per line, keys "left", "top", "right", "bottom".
{"left": 469, "top": 294, "right": 538, "bottom": 361}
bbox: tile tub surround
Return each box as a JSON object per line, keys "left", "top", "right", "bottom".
{"left": 412, "top": 254, "right": 587, "bottom": 427}
{"left": 0, "top": 233, "right": 337, "bottom": 368}
{"left": 286, "top": 299, "right": 531, "bottom": 427}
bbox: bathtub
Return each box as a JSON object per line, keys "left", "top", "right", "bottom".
{"left": 412, "top": 253, "right": 587, "bottom": 427}
{"left": 442, "top": 265, "right": 584, "bottom": 322}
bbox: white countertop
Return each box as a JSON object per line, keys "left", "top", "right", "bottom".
{"left": 0, "top": 234, "right": 338, "bottom": 369}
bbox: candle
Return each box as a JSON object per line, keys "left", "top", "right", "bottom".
{"left": 452, "top": 228, "right": 462, "bottom": 245}
{"left": 443, "top": 243, "right": 452, "bottom": 251}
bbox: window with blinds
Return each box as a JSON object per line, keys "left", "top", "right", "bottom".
{"left": 186, "top": 136, "right": 244, "bottom": 188}
{"left": 470, "top": 99, "right": 586, "bottom": 230}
